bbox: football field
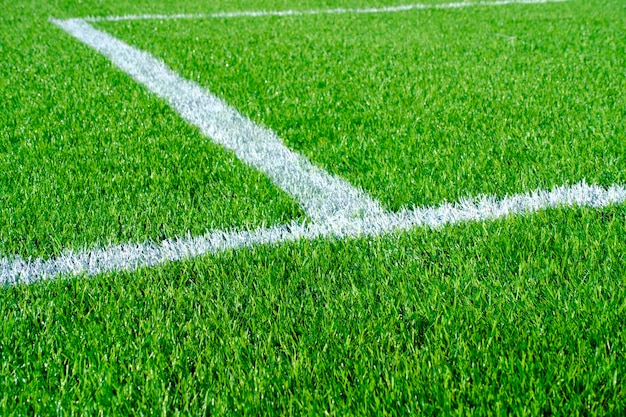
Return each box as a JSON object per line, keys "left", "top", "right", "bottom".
{"left": 1, "top": 0, "right": 626, "bottom": 414}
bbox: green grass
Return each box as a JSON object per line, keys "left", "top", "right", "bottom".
{"left": 1, "top": 0, "right": 626, "bottom": 415}
{"left": 2, "top": 206, "right": 626, "bottom": 415}
{"left": 0, "top": 10, "right": 305, "bottom": 259}
{"left": 101, "top": 0, "right": 626, "bottom": 210}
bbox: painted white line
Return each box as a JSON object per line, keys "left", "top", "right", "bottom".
{"left": 80, "top": 0, "right": 568, "bottom": 22}
{"left": 2, "top": 182, "right": 625, "bottom": 286}
{"left": 51, "top": 18, "right": 385, "bottom": 223}
{"left": 14, "top": 0, "right": 601, "bottom": 287}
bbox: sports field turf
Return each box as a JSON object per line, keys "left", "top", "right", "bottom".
{"left": 100, "top": 0, "right": 626, "bottom": 210}
{"left": 1, "top": 0, "right": 626, "bottom": 414}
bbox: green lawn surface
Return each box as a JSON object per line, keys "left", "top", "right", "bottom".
{"left": 1, "top": 0, "right": 625, "bottom": 415}
{"left": 0, "top": 5, "right": 306, "bottom": 259}
{"left": 2, "top": 206, "right": 626, "bottom": 415}
{"left": 101, "top": 0, "right": 626, "bottom": 210}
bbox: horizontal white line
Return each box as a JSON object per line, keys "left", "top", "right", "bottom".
{"left": 80, "top": 0, "right": 568, "bottom": 22}
{"left": 2, "top": 181, "right": 624, "bottom": 286}
{"left": 51, "top": 18, "right": 385, "bottom": 223}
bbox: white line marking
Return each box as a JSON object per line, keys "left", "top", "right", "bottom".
{"left": 51, "top": 18, "right": 385, "bottom": 223}
{"left": 80, "top": 0, "right": 568, "bottom": 22}
{"left": 2, "top": 182, "right": 625, "bottom": 286}
{"left": 3, "top": 0, "right": 596, "bottom": 286}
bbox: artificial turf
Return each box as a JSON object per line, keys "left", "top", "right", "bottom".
{"left": 2, "top": 206, "right": 626, "bottom": 415}
{"left": 101, "top": 0, "right": 626, "bottom": 210}
{"left": 1, "top": 0, "right": 626, "bottom": 415}
{"left": 0, "top": 8, "right": 304, "bottom": 260}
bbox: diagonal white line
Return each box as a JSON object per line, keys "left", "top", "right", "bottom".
{"left": 79, "top": 0, "right": 569, "bottom": 22}
{"left": 51, "top": 18, "right": 385, "bottom": 223}
{"left": 2, "top": 182, "right": 625, "bottom": 286}
{"left": 4, "top": 1, "right": 606, "bottom": 287}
